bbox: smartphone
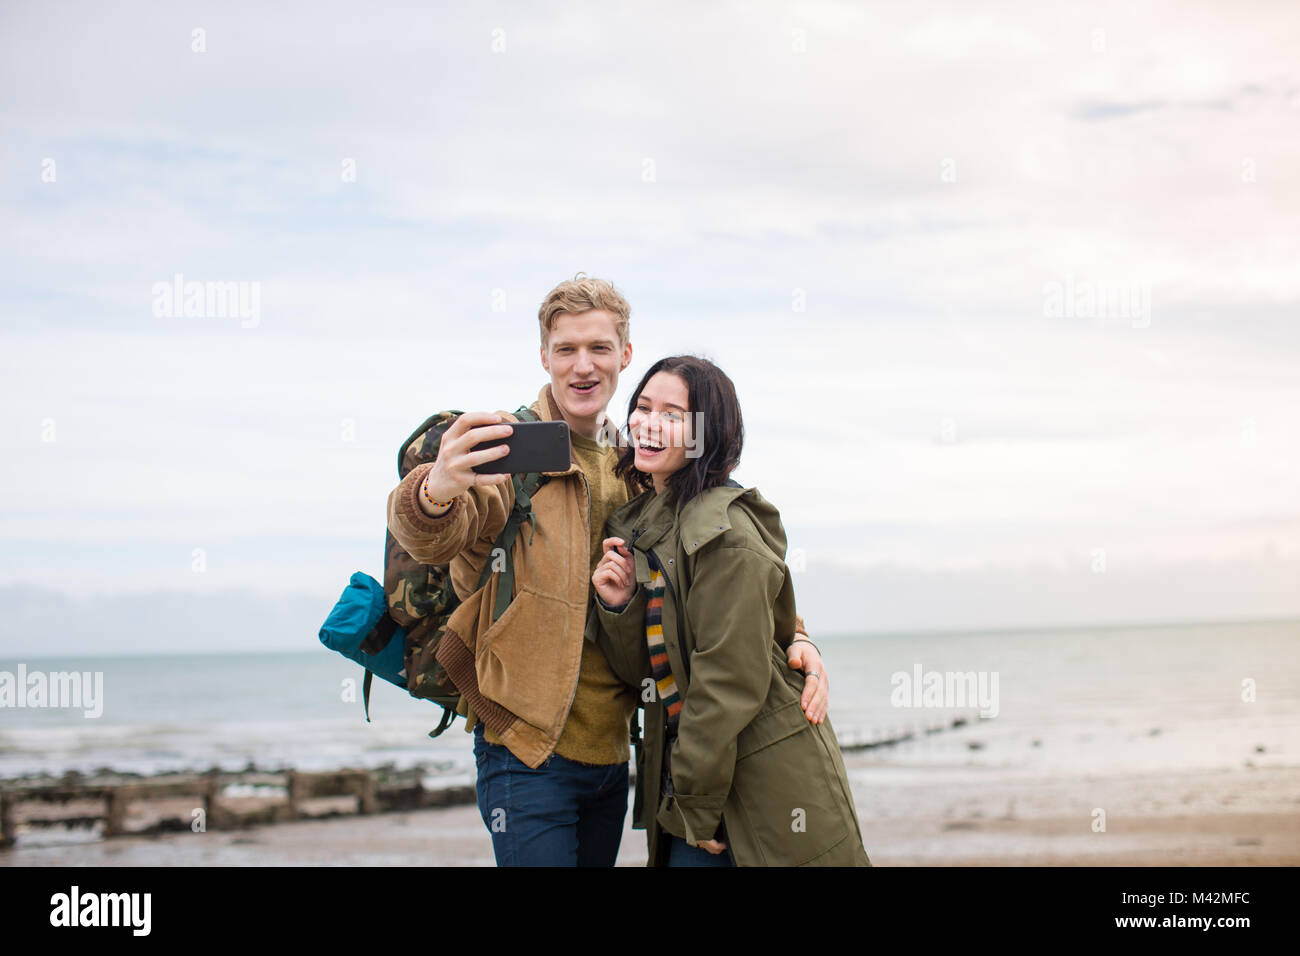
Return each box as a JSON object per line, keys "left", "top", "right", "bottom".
{"left": 470, "top": 419, "right": 571, "bottom": 474}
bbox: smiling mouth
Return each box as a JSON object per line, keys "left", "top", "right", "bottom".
{"left": 570, "top": 382, "right": 598, "bottom": 394}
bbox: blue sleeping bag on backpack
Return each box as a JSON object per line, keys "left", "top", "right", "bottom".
{"left": 319, "top": 572, "right": 408, "bottom": 693}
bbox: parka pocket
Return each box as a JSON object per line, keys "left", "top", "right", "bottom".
{"left": 736, "top": 700, "right": 807, "bottom": 758}
{"left": 731, "top": 700, "right": 851, "bottom": 865}
{"left": 475, "top": 586, "right": 575, "bottom": 732}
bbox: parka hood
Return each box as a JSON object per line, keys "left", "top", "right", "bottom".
{"left": 679, "top": 484, "right": 788, "bottom": 562}
{"left": 610, "top": 480, "right": 789, "bottom": 565}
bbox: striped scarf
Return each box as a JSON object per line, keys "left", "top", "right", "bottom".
{"left": 645, "top": 557, "right": 683, "bottom": 730}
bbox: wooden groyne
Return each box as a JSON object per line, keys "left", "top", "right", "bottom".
{"left": 0, "top": 766, "right": 474, "bottom": 849}
{"left": 838, "top": 715, "right": 970, "bottom": 751}
{"left": 1, "top": 715, "right": 975, "bottom": 848}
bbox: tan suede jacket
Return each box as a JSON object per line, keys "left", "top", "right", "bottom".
{"left": 386, "top": 384, "right": 632, "bottom": 769}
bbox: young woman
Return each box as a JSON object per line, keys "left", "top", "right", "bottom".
{"left": 591, "top": 355, "right": 871, "bottom": 867}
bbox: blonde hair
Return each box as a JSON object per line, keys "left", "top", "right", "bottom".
{"left": 538, "top": 274, "right": 631, "bottom": 349}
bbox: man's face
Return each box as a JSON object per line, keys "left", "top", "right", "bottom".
{"left": 541, "top": 309, "right": 632, "bottom": 430}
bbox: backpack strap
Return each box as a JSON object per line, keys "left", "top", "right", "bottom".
{"left": 474, "top": 405, "right": 551, "bottom": 623}
{"left": 364, "top": 666, "right": 457, "bottom": 735}
{"left": 427, "top": 707, "right": 456, "bottom": 738}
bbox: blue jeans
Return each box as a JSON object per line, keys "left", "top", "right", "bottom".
{"left": 666, "top": 834, "right": 736, "bottom": 867}
{"left": 472, "top": 723, "right": 629, "bottom": 866}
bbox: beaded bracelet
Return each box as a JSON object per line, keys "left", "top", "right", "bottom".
{"left": 421, "top": 477, "right": 456, "bottom": 511}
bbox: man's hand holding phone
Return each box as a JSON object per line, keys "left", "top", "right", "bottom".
{"left": 418, "top": 412, "right": 514, "bottom": 517}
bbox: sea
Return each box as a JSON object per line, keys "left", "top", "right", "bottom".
{"left": 1, "top": 619, "right": 1297, "bottom": 787}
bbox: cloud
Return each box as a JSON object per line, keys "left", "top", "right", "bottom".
{"left": 1, "top": 1, "right": 1297, "bottom": 641}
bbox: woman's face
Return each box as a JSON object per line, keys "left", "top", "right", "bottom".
{"left": 629, "top": 371, "right": 692, "bottom": 490}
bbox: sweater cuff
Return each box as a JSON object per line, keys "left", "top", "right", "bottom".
{"left": 595, "top": 592, "right": 629, "bottom": 615}
{"left": 395, "top": 463, "right": 463, "bottom": 535}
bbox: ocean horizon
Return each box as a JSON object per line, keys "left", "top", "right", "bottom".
{"left": 2, "top": 618, "right": 1297, "bottom": 785}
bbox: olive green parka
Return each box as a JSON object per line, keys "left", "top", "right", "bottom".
{"left": 590, "top": 480, "right": 871, "bottom": 866}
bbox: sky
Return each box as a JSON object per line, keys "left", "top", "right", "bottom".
{"left": 1, "top": 0, "right": 1297, "bottom": 654}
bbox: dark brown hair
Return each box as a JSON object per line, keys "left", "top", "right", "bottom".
{"left": 614, "top": 355, "right": 744, "bottom": 507}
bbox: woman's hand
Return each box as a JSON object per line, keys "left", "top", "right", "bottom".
{"left": 592, "top": 537, "right": 636, "bottom": 609}
{"left": 694, "top": 838, "right": 728, "bottom": 855}
{"left": 788, "top": 638, "right": 828, "bottom": 724}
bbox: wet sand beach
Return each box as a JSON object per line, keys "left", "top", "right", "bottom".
{"left": 6, "top": 764, "right": 1296, "bottom": 866}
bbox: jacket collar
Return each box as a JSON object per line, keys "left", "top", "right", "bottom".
{"left": 526, "top": 384, "right": 581, "bottom": 477}
{"left": 624, "top": 485, "right": 678, "bottom": 552}
{"left": 679, "top": 483, "right": 752, "bottom": 557}
{"left": 619, "top": 482, "right": 753, "bottom": 556}
{"left": 531, "top": 383, "right": 626, "bottom": 478}
{"left": 536, "top": 383, "right": 561, "bottom": 423}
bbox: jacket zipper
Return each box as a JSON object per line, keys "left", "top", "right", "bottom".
{"left": 646, "top": 539, "right": 729, "bottom": 845}
{"left": 553, "top": 468, "right": 594, "bottom": 759}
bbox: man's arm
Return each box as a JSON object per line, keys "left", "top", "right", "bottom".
{"left": 386, "top": 411, "right": 516, "bottom": 566}
{"left": 787, "top": 616, "right": 829, "bottom": 725}
{"left": 387, "top": 462, "right": 513, "bottom": 565}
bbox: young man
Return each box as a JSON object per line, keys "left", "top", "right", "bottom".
{"left": 386, "top": 276, "right": 829, "bottom": 866}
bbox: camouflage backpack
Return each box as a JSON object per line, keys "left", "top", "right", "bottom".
{"left": 367, "top": 405, "right": 549, "bottom": 737}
